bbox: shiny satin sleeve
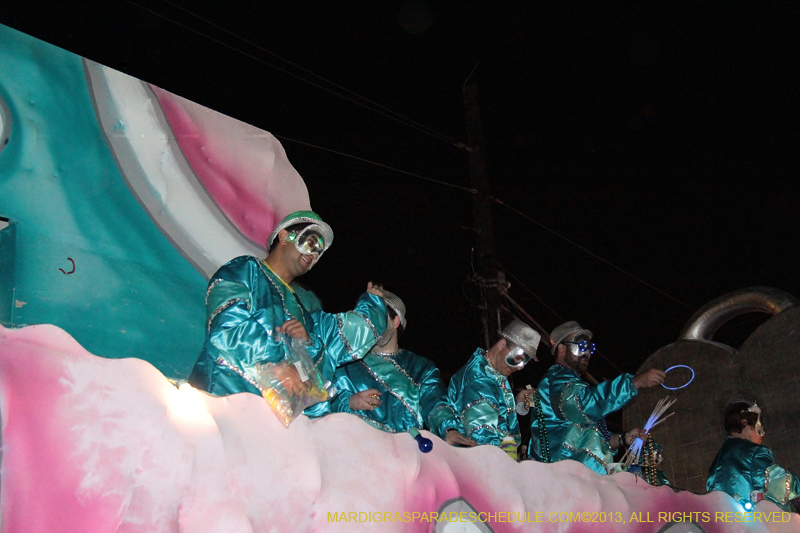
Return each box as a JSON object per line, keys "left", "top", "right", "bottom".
{"left": 328, "top": 365, "right": 358, "bottom": 414}
{"left": 206, "top": 259, "right": 284, "bottom": 369}
{"left": 549, "top": 370, "right": 637, "bottom": 424}
{"left": 459, "top": 376, "right": 509, "bottom": 446}
{"left": 311, "top": 292, "right": 387, "bottom": 370}
{"left": 764, "top": 464, "right": 800, "bottom": 506}
{"left": 352, "top": 292, "right": 389, "bottom": 339}
{"left": 417, "top": 361, "right": 458, "bottom": 439}
{"left": 750, "top": 447, "right": 800, "bottom": 507}
{"left": 749, "top": 445, "right": 775, "bottom": 492}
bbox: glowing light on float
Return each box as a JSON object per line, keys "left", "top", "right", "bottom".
{"left": 622, "top": 397, "right": 676, "bottom": 468}
{"left": 167, "top": 382, "right": 211, "bottom": 427}
{"left": 661, "top": 364, "right": 695, "bottom": 390}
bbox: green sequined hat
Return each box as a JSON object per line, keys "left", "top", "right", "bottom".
{"left": 267, "top": 210, "right": 334, "bottom": 251}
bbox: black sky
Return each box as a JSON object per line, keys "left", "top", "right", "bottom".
{"left": 1, "top": 1, "right": 798, "bottom": 386}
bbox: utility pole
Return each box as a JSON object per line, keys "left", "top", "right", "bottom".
{"left": 464, "top": 83, "right": 502, "bottom": 349}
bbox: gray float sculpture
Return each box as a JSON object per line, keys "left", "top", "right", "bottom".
{"left": 622, "top": 287, "right": 800, "bottom": 492}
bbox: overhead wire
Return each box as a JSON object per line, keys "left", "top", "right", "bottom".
{"left": 500, "top": 264, "right": 626, "bottom": 375}
{"left": 274, "top": 135, "right": 476, "bottom": 194}
{"left": 499, "top": 289, "right": 550, "bottom": 343}
{"left": 493, "top": 197, "right": 695, "bottom": 311}
{"left": 499, "top": 264, "right": 564, "bottom": 323}
{"left": 120, "top": 0, "right": 468, "bottom": 150}
{"left": 120, "top": 0, "right": 694, "bottom": 330}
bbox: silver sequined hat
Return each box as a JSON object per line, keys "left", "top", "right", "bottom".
{"left": 267, "top": 210, "right": 334, "bottom": 252}
{"left": 381, "top": 289, "right": 407, "bottom": 329}
{"left": 500, "top": 319, "right": 541, "bottom": 362}
{"left": 549, "top": 320, "right": 593, "bottom": 354}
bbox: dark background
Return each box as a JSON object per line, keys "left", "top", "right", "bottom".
{"left": 2, "top": 1, "right": 798, "bottom": 394}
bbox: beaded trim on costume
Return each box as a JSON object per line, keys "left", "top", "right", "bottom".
{"left": 765, "top": 467, "right": 770, "bottom": 493}
{"left": 215, "top": 356, "right": 260, "bottom": 390}
{"left": 336, "top": 315, "right": 356, "bottom": 361}
{"left": 587, "top": 424, "right": 607, "bottom": 440}
{"left": 785, "top": 473, "right": 792, "bottom": 503}
{"left": 462, "top": 397, "right": 500, "bottom": 419}
{"left": 573, "top": 394, "right": 595, "bottom": 425}
{"left": 354, "top": 413, "right": 397, "bottom": 433}
{"left": 372, "top": 350, "right": 401, "bottom": 358}
{"left": 563, "top": 442, "right": 606, "bottom": 468}
{"left": 205, "top": 279, "right": 222, "bottom": 306}
{"left": 554, "top": 382, "right": 571, "bottom": 419}
{"left": 357, "top": 312, "right": 380, "bottom": 343}
{"left": 314, "top": 345, "right": 327, "bottom": 368}
{"left": 428, "top": 403, "right": 458, "bottom": 429}
{"left": 468, "top": 424, "right": 509, "bottom": 439}
{"left": 383, "top": 356, "right": 420, "bottom": 388}
{"left": 359, "top": 360, "right": 421, "bottom": 425}
{"left": 207, "top": 298, "right": 250, "bottom": 332}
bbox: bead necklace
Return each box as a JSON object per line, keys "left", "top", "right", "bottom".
{"left": 644, "top": 436, "right": 658, "bottom": 486}
{"left": 532, "top": 389, "right": 552, "bottom": 463}
{"left": 597, "top": 419, "right": 611, "bottom": 442}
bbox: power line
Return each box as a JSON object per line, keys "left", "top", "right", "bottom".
{"left": 120, "top": 0, "right": 468, "bottom": 150}
{"left": 494, "top": 198, "right": 695, "bottom": 311}
{"left": 499, "top": 263, "right": 564, "bottom": 323}
{"left": 115, "top": 0, "right": 690, "bottom": 359}
{"left": 274, "top": 134, "right": 476, "bottom": 194}
{"left": 115, "top": 0, "right": 475, "bottom": 194}
{"left": 501, "top": 265, "right": 626, "bottom": 375}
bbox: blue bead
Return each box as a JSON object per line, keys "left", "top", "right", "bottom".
{"left": 415, "top": 434, "right": 433, "bottom": 453}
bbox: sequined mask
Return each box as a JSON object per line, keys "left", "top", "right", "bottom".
{"left": 505, "top": 344, "right": 532, "bottom": 370}
{"left": 755, "top": 415, "right": 765, "bottom": 437}
{"left": 563, "top": 334, "right": 595, "bottom": 357}
{"left": 286, "top": 225, "right": 327, "bottom": 269}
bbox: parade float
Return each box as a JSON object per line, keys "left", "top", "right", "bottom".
{"left": 1, "top": 23, "right": 798, "bottom": 532}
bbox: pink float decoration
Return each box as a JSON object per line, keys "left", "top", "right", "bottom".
{"left": 1, "top": 324, "right": 797, "bottom": 532}
{"left": 152, "top": 87, "right": 310, "bottom": 248}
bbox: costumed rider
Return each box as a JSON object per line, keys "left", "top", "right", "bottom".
{"left": 522, "top": 321, "right": 665, "bottom": 474}
{"left": 188, "top": 210, "right": 388, "bottom": 417}
{"left": 707, "top": 401, "right": 799, "bottom": 512}
{"left": 328, "top": 290, "right": 474, "bottom": 446}
{"left": 447, "top": 319, "right": 541, "bottom": 458}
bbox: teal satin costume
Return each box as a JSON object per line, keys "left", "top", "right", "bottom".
{"left": 329, "top": 349, "right": 459, "bottom": 438}
{"left": 447, "top": 349, "right": 519, "bottom": 447}
{"left": 529, "top": 364, "right": 637, "bottom": 474}
{"left": 188, "top": 256, "right": 387, "bottom": 416}
{"left": 707, "top": 437, "right": 800, "bottom": 511}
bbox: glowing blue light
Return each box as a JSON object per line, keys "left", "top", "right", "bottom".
{"left": 743, "top": 501, "right": 753, "bottom": 511}
{"left": 661, "top": 365, "right": 695, "bottom": 390}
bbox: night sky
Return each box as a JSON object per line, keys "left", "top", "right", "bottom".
{"left": 2, "top": 1, "right": 798, "bottom": 389}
